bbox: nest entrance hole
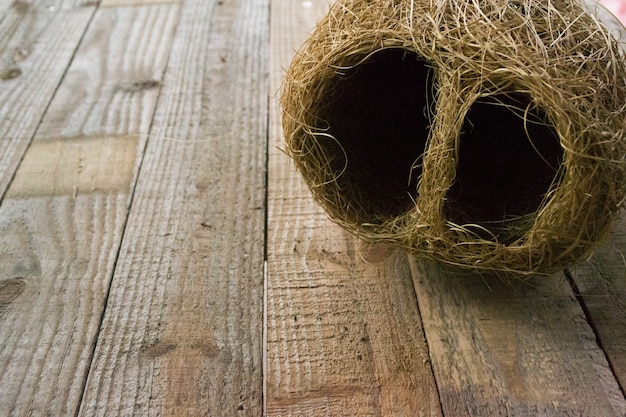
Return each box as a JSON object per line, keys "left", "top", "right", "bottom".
{"left": 445, "top": 93, "right": 564, "bottom": 240}
{"left": 319, "top": 48, "right": 436, "bottom": 221}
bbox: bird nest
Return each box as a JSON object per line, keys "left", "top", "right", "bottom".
{"left": 281, "top": 0, "right": 626, "bottom": 276}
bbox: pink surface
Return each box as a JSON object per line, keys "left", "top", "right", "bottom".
{"left": 600, "top": 0, "right": 626, "bottom": 24}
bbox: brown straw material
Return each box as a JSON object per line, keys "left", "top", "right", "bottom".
{"left": 281, "top": 0, "right": 626, "bottom": 276}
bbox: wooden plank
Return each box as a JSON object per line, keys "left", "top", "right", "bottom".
{"left": 0, "top": 4, "right": 178, "bottom": 416}
{"left": 568, "top": 214, "right": 626, "bottom": 391}
{"left": 266, "top": 1, "right": 442, "bottom": 415}
{"left": 265, "top": 239, "right": 443, "bottom": 416}
{"left": 101, "top": 0, "right": 181, "bottom": 6}
{"left": 0, "top": 0, "right": 17, "bottom": 21}
{"left": 0, "top": 2, "right": 96, "bottom": 197}
{"left": 78, "top": 0, "right": 268, "bottom": 415}
{"left": 0, "top": 0, "right": 85, "bottom": 15}
{"left": 411, "top": 258, "right": 626, "bottom": 416}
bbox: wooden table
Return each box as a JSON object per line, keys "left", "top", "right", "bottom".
{"left": 0, "top": 0, "right": 624, "bottom": 415}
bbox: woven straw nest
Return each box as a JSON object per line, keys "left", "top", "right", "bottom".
{"left": 281, "top": 0, "right": 626, "bottom": 276}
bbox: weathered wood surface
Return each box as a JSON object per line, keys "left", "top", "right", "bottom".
{"left": 266, "top": 1, "right": 441, "bottom": 415}
{"left": 569, "top": 214, "right": 626, "bottom": 392}
{"left": 0, "top": 1, "right": 96, "bottom": 197}
{"left": 0, "top": 3, "right": 178, "bottom": 416}
{"left": 411, "top": 259, "right": 626, "bottom": 416}
{"left": 0, "top": 0, "right": 16, "bottom": 18}
{"left": 101, "top": 0, "right": 181, "bottom": 6}
{"left": 78, "top": 0, "right": 268, "bottom": 415}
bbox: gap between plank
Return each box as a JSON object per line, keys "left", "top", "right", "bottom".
{"left": 564, "top": 268, "right": 626, "bottom": 399}
{"left": 263, "top": 259, "right": 269, "bottom": 417}
{"left": 406, "top": 255, "right": 445, "bottom": 414}
{"left": 262, "top": 2, "right": 272, "bottom": 415}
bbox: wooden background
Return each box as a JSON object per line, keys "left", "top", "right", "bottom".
{"left": 0, "top": 0, "right": 625, "bottom": 415}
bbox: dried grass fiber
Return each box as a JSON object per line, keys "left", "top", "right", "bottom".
{"left": 281, "top": 0, "right": 626, "bottom": 276}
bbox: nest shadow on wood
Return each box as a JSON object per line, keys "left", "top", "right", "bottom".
{"left": 282, "top": 0, "right": 626, "bottom": 276}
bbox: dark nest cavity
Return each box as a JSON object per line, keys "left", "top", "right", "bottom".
{"left": 317, "top": 49, "right": 436, "bottom": 221}
{"left": 445, "top": 93, "right": 564, "bottom": 242}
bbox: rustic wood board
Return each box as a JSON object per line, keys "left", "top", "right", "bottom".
{"left": 0, "top": 0, "right": 16, "bottom": 19}
{"left": 411, "top": 258, "right": 626, "bottom": 416}
{"left": 101, "top": 0, "right": 181, "bottom": 6}
{"left": 78, "top": 0, "right": 268, "bottom": 415}
{"left": 0, "top": 0, "right": 85, "bottom": 15}
{"left": 0, "top": 2, "right": 96, "bottom": 197}
{"left": 568, "top": 214, "right": 626, "bottom": 391}
{"left": 0, "top": 4, "right": 178, "bottom": 416}
{"left": 35, "top": 3, "right": 177, "bottom": 139}
{"left": 265, "top": 0, "right": 441, "bottom": 415}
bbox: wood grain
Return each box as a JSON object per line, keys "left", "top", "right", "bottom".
{"left": 6, "top": 135, "right": 139, "bottom": 198}
{"left": 569, "top": 214, "right": 626, "bottom": 391}
{"left": 78, "top": 0, "right": 268, "bottom": 415}
{"left": 0, "top": 4, "right": 178, "bottom": 416}
{"left": 0, "top": 1, "right": 98, "bottom": 197}
{"left": 101, "top": 0, "right": 181, "bottom": 6}
{"left": 0, "top": 0, "right": 17, "bottom": 20}
{"left": 411, "top": 259, "right": 626, "bottom": 416}
{"left": 266, "top": 1, "right": 441, "bottom": 415}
